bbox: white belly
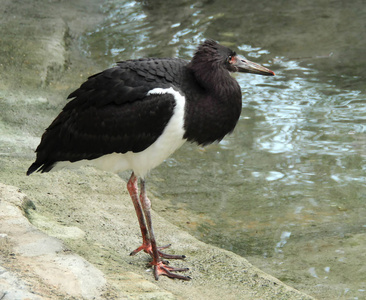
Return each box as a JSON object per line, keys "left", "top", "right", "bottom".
{"left": 53, "top": 87, "right": 186, "bottom": 178}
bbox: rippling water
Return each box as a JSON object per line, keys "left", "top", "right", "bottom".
{"left": 81, "top": 1, "right": 366, "bottom": 298}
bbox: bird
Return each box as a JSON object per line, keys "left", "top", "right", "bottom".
{"left": 27, "top": 39, "right": 274, "bottom": 281}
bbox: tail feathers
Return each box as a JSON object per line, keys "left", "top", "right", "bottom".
{"left": 27, "top": 162, "right": 40, "bottom": 175}
{"left": 26, "top": 161, "right": 55, "bottom": 175}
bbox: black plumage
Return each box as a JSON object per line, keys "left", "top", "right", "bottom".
{"left": 27, "top": 39, "right": 274, "bottom": 280}
{"left": 27, "top": 58, "right": 186, "bottom": 173}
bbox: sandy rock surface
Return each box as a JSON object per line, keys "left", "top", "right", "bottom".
{"left": 0, "top": 184, "right": 106, "bottom": 299}
{"left": 0, "top": 175, "right": 313, "bottom": 299}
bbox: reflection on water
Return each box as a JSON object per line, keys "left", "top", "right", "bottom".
{"left": 82, "top": 1, "right": 366, "bottom": 298}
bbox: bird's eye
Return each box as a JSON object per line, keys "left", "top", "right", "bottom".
{"left": 228, "top": 56, "right": 232, "bottom": 63}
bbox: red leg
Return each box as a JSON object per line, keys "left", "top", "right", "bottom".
{"left": 127, "top": 172, "right": 150, "bottom": 256}
{"left": 139, "top": 179, "right": 190, "bottom": 281}
{"left": 127, "top": 172, "right": 186, "bottom": 259}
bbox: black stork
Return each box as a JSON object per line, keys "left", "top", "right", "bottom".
{"left": 27, "top": 39, "right": 274, "bottom": 280}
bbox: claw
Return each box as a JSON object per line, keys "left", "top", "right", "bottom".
{"left": 130, "top": 242, "right": 186, "bottom": 260}
{"left": 158, "top": 249, "right": 186, "bottom": 260}
{"left": 130, "top": 244, "right": 146, "bottom": 256}
{"left": 130, "top": 242, "right": 190, "bottom": 280}
{"left": 154, "top": 261, "right": 191, "bottom": 281}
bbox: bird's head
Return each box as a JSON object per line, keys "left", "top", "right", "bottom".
{"left": 193, "top": 39, "right": 275, "bottom": 76}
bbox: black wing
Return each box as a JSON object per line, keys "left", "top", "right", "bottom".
{"left": 27, "top": 58, "right": 187, "bottom": 174}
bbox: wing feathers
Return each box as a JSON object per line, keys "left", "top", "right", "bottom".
{"left": 30, "top": 93, "right": 178, "bottom": 173}
{"left": 28, "top": 58, "right": 188, "bottom": 174}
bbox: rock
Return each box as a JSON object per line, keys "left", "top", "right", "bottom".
{"left": 0, "top": 176, "right": 314, "bottom": 299}
{"left": 0, "top": 183, "right": 107, "bottom": 299}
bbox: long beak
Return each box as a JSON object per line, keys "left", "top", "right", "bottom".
{"left": 233, "top": 55, "right": 275, "bottom": 76}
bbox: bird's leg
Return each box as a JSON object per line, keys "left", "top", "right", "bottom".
{"left": 127, "top": 172, "right": 150, "bottom": 256}
{"left": 127, "top": 173, "right": 184, "bottom": 258}
{"left": 140, "top": 179, "right": 190, "bottom": 281}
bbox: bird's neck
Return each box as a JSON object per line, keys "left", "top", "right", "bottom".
{"left": 183, "top": 61, "right": 242, "bottom": 145}
{"left": 188, "top": 59, "right": 240, "bottom": 99}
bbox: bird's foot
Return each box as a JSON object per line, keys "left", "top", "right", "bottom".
{"left": 130, "top": 242, "right": 186, "bottom": 260}
{"left": 131, "top": 242, "right": 190, "bottom": 280}
{"left": 153, "top": 261, "right": 191, "bottom": 281}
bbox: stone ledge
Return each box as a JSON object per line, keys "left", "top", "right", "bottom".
{"left": 0, "top": 177, "right": 314, "bottom": 300}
